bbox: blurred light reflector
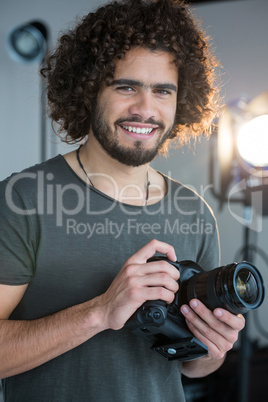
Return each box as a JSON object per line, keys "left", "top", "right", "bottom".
{"left": 7, "top": 21, "right": 48, "bottom": 64}
{"left": 237, "top": 115, "right": 268, "bottom": 168}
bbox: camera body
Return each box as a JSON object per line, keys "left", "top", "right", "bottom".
{"left": 126, "top": 257, "right": 208, "bottom": 361}
{"left": 125, "top": 256, "right": 265, "bottom": 361}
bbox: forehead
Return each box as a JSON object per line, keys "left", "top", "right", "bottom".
{"left": 113, "top": 47, "right": 178, "bottom": 84}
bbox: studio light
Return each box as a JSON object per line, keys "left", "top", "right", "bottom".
{"left": 6, "top": 21, "right": 48, "bottom": 64}
{"left": 211, "top": 91, "right": 268, "bottom": 212}
{"left": 6, "top": 21, "right": 50, "bottom": 162}
{"left": 237, "top": 115, "right": 268, "bottom": 169}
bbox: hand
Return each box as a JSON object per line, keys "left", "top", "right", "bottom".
{"left": 97, "top": 239, "right": 180, "bottom": 331}
{"left": 180, "top": 299, "right": 245, "bottom": 360}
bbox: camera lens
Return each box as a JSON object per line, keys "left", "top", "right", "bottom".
{"left": 224, "top": 263, "right": 264, "bottom": 313}
{"left": 235, "top": 269, "right": 258, "bottom": 304}
{"left": 182, "top": 262, "right": 265, "bottom": 315}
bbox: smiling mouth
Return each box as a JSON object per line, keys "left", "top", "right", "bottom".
{"left": 121, "top": 125, "right": 154, "bottom": 135}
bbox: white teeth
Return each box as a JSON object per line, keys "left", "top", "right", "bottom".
{"left": 122, "top": 125, "right": 154, "bottom": 134}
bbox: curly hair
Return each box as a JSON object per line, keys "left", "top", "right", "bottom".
{"left": 41, "top": 0, "right": 220, "bottom": 148}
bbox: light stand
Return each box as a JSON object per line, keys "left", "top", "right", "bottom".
{"left": 237, "top": 209, "right": 255, "bottom": 402}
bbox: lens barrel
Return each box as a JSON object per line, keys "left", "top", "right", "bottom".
{"left": 181, "top": 262, "right": 265, "bottom": 314}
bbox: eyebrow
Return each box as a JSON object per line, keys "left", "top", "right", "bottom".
{"left": 110, "top": 79, "right": 177, "bottom": 93}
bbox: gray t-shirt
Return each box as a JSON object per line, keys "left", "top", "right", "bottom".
{"left": 0, "top": 155, "right": 219, "bottom": 402}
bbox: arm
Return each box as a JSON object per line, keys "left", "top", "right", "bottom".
{"left": 0, "top": 284, "right": 110, "bottom": 379}
{"left": 0, "top": 239, "right": 179, "bottom": 379}
{"left": 181, "top": 299, "right": 245, "bottom": 378}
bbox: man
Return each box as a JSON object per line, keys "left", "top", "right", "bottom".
{"left": 0, "top": 1, "right": 244, "bottom": 401}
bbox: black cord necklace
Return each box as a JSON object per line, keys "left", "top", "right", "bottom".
{"left": 76, "top": 146, "right": 150, "bottom": 205}
{"left": 76, "top": 146, "right": 95, "bottom": 188}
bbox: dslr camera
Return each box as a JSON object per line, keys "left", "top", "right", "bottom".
{"left": 125, "top": 256, "right": 265, "bottom": 361}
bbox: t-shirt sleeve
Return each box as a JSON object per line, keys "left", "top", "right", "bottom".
{"left": 0, "top": 179, "right": 36, "bottom": 285}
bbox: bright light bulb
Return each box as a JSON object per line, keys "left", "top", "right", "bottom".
{"left": 237, "top": 115, "right": 268, "bottom": 168}
{"left": 15, "top": 31, "right": 39, "bottom": 56}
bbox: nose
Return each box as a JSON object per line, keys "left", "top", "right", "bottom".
{"left": 128, "top": 91, "right": 156, "bottom": 121}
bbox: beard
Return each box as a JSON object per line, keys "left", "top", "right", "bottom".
{"left": 91, "top": 103, "right": 176, "bottom": 167}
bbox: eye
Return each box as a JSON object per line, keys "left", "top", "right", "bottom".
{"left": 116, "top": 86, "right": 135, "bottom": 93}
{"left": 155, "top": 89, "right": 171, "bottom": 96}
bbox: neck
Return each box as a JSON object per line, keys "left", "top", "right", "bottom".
{"left": 78, "top": 137, "right": 152, "bottom": 205}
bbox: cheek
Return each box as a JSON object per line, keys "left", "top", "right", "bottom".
{"left": 104, "top": 101, "right": 127, "bottom": 121}
{"left": 162, "top": 103, "right": 177, "bottom": 125}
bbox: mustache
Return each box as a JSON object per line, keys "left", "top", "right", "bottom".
{"left": 115, "top": 117, "right": 165, "bottom": 130}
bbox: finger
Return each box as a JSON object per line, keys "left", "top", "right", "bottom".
{"left": 123, "top": 260, "right": 180, "bottom": 284}
{"left": 185, "top": 319, "right": 226, "bottom": 359}
{"left": 127, "top": 239, "right": 177, "bottom": 265}
{"left": 181, "top": 300, "right": 240, "bottom": 350}
{"left": 138, "top": 271, "right": 179, "bottom": 293}
{"left": 187, "top": 300, "right": 244, "bottom": 334}
{"left": 213, "top": 309, "right": 245, "bottom": 331}
{"left": 141, "top": 260, "right": 180, "bottom": 281}
{"left": 182, "top": 309, "right": 232, "bottom": 359}
{"left": 181, "top": 302, "right": 222, "bottom": 337}
{"left": 140, "top": 285, "right": 177, "bottom": 304}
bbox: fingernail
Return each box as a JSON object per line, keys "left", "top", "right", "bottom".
{"left": 181, "top": 306, "right": 189, "bottom": 314}
{"left": 190, "top": 300, "right": 198, "bottom": 308}
{"left": 215, "top": 309, "right": 223, "bottom": 317}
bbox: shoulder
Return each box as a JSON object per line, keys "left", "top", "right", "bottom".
{"left": 2, "top": 155, "right": 65, "bottom": 186}
{"left": 1, "top": 155, "right": 69, "bottom": 196}
{"left": 162, "top": 173, "right": 216, "bottom": 222}
{"left": 0, "top": 155, "right": 72, "bottom": 216}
